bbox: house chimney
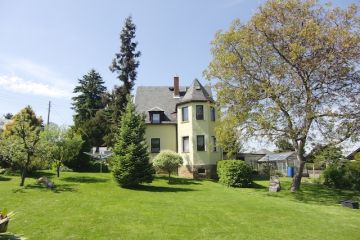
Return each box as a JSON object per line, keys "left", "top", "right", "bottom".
{"left": 174, "top": 76, "right": 179, "bottom": 97}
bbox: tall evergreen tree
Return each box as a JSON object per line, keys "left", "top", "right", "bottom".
{"left": 111, "top": 96, "right": 154, "bottom": 188}
{"left": 71, "top": 69, "right": 108, "bottom": 170}
{"left": 107, "top": 16, "right": 141, "bottom": 146}
{"left": 72, "top": 69, "right": 107, "bottom": 125}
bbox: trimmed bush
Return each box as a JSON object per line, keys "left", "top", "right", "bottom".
{"left": 217, "top": 160, "right": 253, "bottom": 187}
{"left": 153, "top": 150, "right": 183, "bottom": 183}
{"left": 323, "top": 161, "right": 360, "bottom": 190}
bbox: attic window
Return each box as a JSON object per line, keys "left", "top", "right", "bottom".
{"left": 195, "top": 85, "right": 201, "bottom": 90}
{"left": 151, "top": 113, "right": 161, "bottom": 123}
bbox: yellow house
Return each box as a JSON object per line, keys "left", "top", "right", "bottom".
{"left": 135, "top": 77, "right": 221, "bottom": 178}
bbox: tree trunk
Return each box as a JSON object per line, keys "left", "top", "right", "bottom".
{"left": 20, "top": 168, "right": 26, "bottom": 187}
{"left": 57, "top": 165, "right": 60, "bottom": 178}
{"left": 291, "top": 153, "right": 306, "bottom": 192}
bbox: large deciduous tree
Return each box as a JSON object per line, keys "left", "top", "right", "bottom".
{"left": 0, "top": 106, "right": 43, "bottom": 186}
{"left": 111, "top": 96, "right": 154, "bottom": 188}
{"left": 107, "top": 16, "right": 141, "bottom": 146}
{"left": 205, "top": 0, "right": 360, "bottom": 191}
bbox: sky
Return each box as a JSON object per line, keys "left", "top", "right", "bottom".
{"left": 0, "top": 0, "right": 358, "bottom": 151}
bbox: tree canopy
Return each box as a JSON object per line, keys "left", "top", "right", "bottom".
{"left": 205, "top": 0, "right": 360, "bottom": 191}
{"left": 0, "top": 106, "right": 43, "bottom": 186}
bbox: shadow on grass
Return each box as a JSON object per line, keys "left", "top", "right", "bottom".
{"left": 0, "top": 233, "right": 25, "bottom": 240}
{"left": 127, "top": 184, "right": 196, "bottom": 193}
{"left": 0, "top": 176, "right": 11, "bottom": 181}
{"left": 265, "top": 180, "right": 360, "bottom": 206}
{"left": 29, "top": 171, "right": 56, "bottom": 179}
{"left": 61, "top": 176, "right": 109, "bottom": 183}
{"left": 251, "top": 182, "right": 267, "bottom": 189}
{"left": 156, "top": 176, "right": 202, "bottom": 185}
{"left": 13, "top": 183, "right": 77, "bottom": 194}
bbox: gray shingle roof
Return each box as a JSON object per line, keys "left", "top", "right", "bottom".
{"left": 179, "top": 79, "right": 214, "bottom": 104}
{"left": 134, "top": 80, "right": 213, "bottom": 123}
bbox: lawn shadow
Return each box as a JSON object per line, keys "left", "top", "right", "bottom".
{"left": 22, "top": 183, "right": 77, "bottom": 193}
{"left": 156, "top": 176, "right": 202, "bottom": 185}
{"left": 61, "top": 176, "right": 109, "bottom": 183}
{"left": 265, "top": 180, "right": 360, "bottom": 206}
{"left": 29, "top": 171, "right": 56, "bottom": 179}
{"left": 291, "top": 183, "right": 360, "bottom": 206}
{"left": 251, "top": 182, "right": 267, "bottom": 189}
{"left": 0, "top": 233, "right": 25, "bottom": 240}
{"left": 0, "top": 176, "right": 11, "bottom": 181}
{"left": 127, "top": 184, "right": 196, "bottom": 193}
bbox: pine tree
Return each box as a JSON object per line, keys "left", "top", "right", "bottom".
{"left": 111, "top": 96, "right": 154, "bottom": 188}
{"left": 71, "top": 69, "right": 108, "bottom": 170}
{"left": 72, "top": 69, "right": 107, "bottom": 125}
{"left": 107, "top": 16, "right": 141, "bottom": 146}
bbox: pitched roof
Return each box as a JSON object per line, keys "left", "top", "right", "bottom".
{"left": 258, "top": 151, "right": 296, "bottom": 162}
{"left": 134, "top": 80, "right": 213, "bottom": 123}
{"left": 179, "top": 79, "right": 214, "bottom": 104}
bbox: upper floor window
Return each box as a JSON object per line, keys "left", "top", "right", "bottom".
{"left": 210, "top": 107, "right": 216, "bottom": 121}
{"left": 182, "top": 106, "right": 188, "bottom": 122}
{"left": 196, "top": 105, "right": 204, "bottom": 120}
{"left": 212, "top": 136, "right": 217, "bottom": 152}
{"left": 182, "top": 136, "right": 189, "bottom": 153}
{"left": 197, "top": 135, "right": 205, "bottom": 151}
{"left": 151, "top": 138, "right": 160, "bottom": 153}
{"left": 151, "top": 113, "right": 161, "bottom": 123}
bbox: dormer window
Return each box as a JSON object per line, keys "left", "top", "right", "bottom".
{"left": 148, "top": 107, "right": 164, "bottom": 124}
{"left": 152, "top": 113, "right": 161, "bottom": 123}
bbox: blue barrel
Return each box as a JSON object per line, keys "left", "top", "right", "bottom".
{"left": 287, "top": 167, "right": 294, "bottom": 177}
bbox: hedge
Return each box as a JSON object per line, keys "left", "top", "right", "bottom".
{"left": 217, "top": 160, "right": 253, "bottom": 187}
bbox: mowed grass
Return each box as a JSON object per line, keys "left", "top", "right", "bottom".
{"left": 1, "top": 171, "right": 359, "bottom": 240}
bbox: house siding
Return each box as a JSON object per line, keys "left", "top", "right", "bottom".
{"left": 145, "top": 124, "right": 177, "bottom": 161}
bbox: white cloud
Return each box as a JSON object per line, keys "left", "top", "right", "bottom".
{"left": 0, "top": 57, "right": 74, "bottom": 98}
{"left": 0, "top": 74, "right": 71, "bottom": 98}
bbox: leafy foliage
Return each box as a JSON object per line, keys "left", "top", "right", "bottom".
{"left": 111, "top": 96, "right": 154, "bottom": 188}
{"left": 205, "top": 0, "right": 360, "bottom": 191}
{"left": 39, "top": 124, "right": 83, "bottom": 177}
{"left": 274, "top": 138, "right": 295, "bottom": 152}
{"left": 0, "top": 106, "right": 43, "bottom": 186}
{"left": 217, "top": 160, "right": 253, "bottom": 188}
{"left": 323, "top": 161, "right": 360, "bottom": 191}
{"left": 153, "top": 150, "right": 183, "bottom": 183}
{"left": 308, "top": 144, "right": 343, "bottom": 168}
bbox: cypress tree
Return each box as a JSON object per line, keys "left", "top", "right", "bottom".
{"left": 111, "top": 96, "right": 154, "bottom": 188}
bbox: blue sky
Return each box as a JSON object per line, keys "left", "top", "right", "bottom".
{"left": 0, "top": 0, "right": 357, "bottom": 128}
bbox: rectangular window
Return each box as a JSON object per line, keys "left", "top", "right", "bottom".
{"left": 151, "top": 138, "right": 160, "bottom": 153}
{"left": 212, "top": 136, "right": 217, "bottom": 152}
{"left": 196, "top": 105, "right": 204, "bottom": 120}
{"left": 152, "top": 113, "right": 160, "bottom": 123}
{"left": 210, "top": 107, "right": 216, "bottom": 121}
{"left": 182, "top": 136, "right": 189, "bottom": 153}
{"left": 182, "top": 106, "right": 188, "bottom": 122}
{"left": 197, "top": 135, "right": 205, "bottom": 151}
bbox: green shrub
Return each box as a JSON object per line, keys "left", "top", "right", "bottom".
{"left": 344, "top": 161, "right": 360, "bottom": 191}
{"left": 153, "top": 150, "right": 183, "bottom": 183}
{"left": 323, "top": 164, "right": 347, "bottom": 189}
{"left": 322, "top": 161, "right": 360, "bottom": 190}
{"left": 217, "top": 160, "right": 253, "bottom": 187}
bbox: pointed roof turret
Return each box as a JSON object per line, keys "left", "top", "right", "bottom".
{"left": 178, "top": 79, "right": 213, "bottom": 105}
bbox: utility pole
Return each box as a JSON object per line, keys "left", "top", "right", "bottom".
{"left": 47, "top": 101, "right": 51, "bottom": 125}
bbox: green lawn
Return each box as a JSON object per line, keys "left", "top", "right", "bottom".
{"left": 0, "top": 172, "right": 359, "bottom": 240}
